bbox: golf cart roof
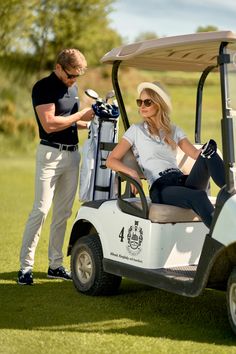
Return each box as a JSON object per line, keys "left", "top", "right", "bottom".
{"left": 101, "top": 31, "right": 236, "bottom": 72}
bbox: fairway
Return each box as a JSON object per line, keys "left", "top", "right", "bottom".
{"left": 1, "top": 156, "right": 236, "bottom": 354}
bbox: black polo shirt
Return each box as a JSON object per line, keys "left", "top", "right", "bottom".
{"left": 32, "top": 72, "right": 79, "bottom": 145}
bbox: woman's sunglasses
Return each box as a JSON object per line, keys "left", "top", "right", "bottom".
{"left": 136, "top": 99, "right": 154, "bottom": 107}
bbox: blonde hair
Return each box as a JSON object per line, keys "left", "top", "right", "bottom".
{"left": 141, "top": 87, "right": 176, "bottom": 149}
{"left": 56, "top": 48, "right": 87, "bottom": 70}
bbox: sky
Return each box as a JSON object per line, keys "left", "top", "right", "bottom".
{"left": 108, "top": 0, "right": 236, "bottom": 43}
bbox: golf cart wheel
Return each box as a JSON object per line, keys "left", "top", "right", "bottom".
{"left": 70, "top": 234, "right": 121, "bottom": 296}
{"left": 227, "top": 268, "right": 236, "bottom": 334}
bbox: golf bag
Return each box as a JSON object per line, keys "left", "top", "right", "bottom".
{"left": 79, "top": 99, "right": 119, "bottom": 202}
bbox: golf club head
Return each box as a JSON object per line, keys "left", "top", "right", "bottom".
{"left": 85, "top": 89, "right": 99, "bottom": 100}
{"left": 105, "top": 90, "right": 115, "bottom": 102}
{"left": 96, "top": 98, "right": 104, "bottom": 105}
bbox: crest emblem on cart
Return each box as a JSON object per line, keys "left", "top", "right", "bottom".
{"left": 127, "top": 221, "right": 143, "bottom": 256}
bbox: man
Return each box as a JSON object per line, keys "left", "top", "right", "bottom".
{"left": 17, "top": 48, "right": 94, "bottom": 285}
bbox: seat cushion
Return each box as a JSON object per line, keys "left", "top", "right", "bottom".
{"left": 148, "top": 203, "right": 200, "bottom": 223}
{"left": 129, "top": 197, "right": 216, "bottom": 223}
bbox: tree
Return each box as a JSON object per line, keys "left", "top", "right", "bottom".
{"left": 134, "top": 31, "right": 159, "bottom": 43}
{"left": 46, "top": 0, "right": 121, "bottom": 67}
{"left": 196, "top": 25, "right": 219, "bottom": 33}
{"left": 0, "top": 0, "right": 34, "bottom": 55}
{"left": 0, "top": 0, "right": 121, "bottom": 72}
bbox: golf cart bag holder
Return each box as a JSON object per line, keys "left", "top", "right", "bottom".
{"left": 79, "top": 113, "right": 119, "bottom": 202}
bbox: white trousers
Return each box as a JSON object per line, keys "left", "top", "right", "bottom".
{"left": 20, "top": 144, "right": 80, "bottom": 272}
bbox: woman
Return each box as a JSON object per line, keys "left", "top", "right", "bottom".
{"left": 106, "top": 81, "right": 225, "bottom": 228}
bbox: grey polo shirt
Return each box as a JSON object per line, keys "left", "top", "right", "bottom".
{"left": 123, "top": 122, "right": 186, "bottom": 186}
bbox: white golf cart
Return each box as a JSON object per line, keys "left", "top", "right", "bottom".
{"left": 68, "top": 31, "right": 236, "bottom": 334}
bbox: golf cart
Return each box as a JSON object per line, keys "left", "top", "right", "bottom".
{"left": 68, "top": 31, "right": 236, "bottom": 334}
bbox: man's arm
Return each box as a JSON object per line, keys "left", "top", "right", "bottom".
{"left": 36, "top": 103, "right": 94, "bottom": 133}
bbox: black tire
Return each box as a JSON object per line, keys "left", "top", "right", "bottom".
{"left": 227, "top": 267, "right": 236, "bottom": 335}
{"left": 70, "top": 234, "right": 122, "bottom": 296}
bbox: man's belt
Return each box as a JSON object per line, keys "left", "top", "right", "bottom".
{"left": 40, "top": 140, "right": 78, "bottom": 152}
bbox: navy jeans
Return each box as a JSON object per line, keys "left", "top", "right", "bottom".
{"left": 149, "top": 153, "right": 225, "bottom": 228}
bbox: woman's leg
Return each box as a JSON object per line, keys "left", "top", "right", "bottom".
{"left": 185, "top": 153, "right": 225, "bottom": 190}
{"left": 156, "top": 185, "right": 214, "bottom": 228}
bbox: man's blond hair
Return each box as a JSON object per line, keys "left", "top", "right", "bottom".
{"left": 56, "top": 48, "right": 87, "bottom": 70}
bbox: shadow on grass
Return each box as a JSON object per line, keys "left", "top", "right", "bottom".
{"left": 0, "top": 271, "right": 235, "bottom": 345}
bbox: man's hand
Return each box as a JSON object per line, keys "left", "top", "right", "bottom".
{"left": 79, "top": 108, "right": 95, "bottom": 122}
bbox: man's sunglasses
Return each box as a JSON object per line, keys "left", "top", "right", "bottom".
{"left": 62, "top": 66, "right": 86, "bottom": 79}
{"left": 136, "top": 99, "right": 154, "bottom": 107}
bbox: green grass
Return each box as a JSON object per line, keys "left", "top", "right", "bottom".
{"left": 1, "top": 157, "right": 236, "bottom": 354}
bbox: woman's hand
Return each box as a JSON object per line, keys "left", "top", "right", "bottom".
{"left": 200, "top": 139, "right": 217, "bottom": 158}
{"left": 128, "top": 170, "right": 142, "bottom": 195}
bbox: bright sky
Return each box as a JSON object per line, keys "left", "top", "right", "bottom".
{"left": 109, "top": 0, "right": 236, "bottom": 42}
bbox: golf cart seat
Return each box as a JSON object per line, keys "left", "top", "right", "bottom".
{"left": 117, "top": 146, "right": 216, "bottom": 223}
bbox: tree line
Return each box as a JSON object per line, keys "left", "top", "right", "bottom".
{"left": 0, "top": 0, "right": 122, "bottom": 73}
{"left": 0, "top": 1, "right": 220, "bottom": 145}
{"left": 0, "top": 1, "right": 220, "bottom": 74}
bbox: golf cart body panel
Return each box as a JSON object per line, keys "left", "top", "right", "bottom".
{"left": 213, "top": 194, "right": 236, "bottom": 245}
{"left": 72, "top": 200, "right": 207, "bottom": 269}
